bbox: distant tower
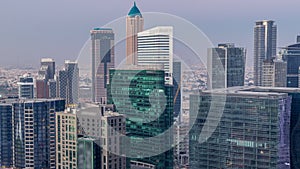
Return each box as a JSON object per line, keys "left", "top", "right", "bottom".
{"left": 207, "top": 43, "right": 246, "bottom": 89}
{"left": 36, "top": 58, "right": 56, "bottom": 98}
{"left": 126, "top": 2, "right": 144, "bottom": 65}
{"left": 41, "top": 58, "right": 55, "bottom": 79}
{"left": 17, "top": 73, "right": 34, "bottom": 99}
{"left": 137, "top": 26, "right": 174, "bottom": 85}
{"left": 58, "top": 60, "right": 79, "bottom": 105}
{"left": 254, "top": 20, "right": 277, "bottom": 86}
{"left": 90, "top": 28, "right": 115, "bottom": 103}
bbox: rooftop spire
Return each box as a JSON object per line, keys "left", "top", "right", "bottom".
{"left": 128, "top": 1, "right": 142, "bottom": 17}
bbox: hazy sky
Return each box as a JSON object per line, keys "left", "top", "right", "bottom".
{"left": 0, "top": 0, "right": 299, "bottom": 68}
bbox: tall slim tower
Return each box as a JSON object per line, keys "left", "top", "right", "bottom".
{"left": 254, "top": 20, "right": 277, "bottom": 86}
{"left": 126, "top": 2, "right": 144, "bottom": 65}
{"left": 90, "top": 28, "right": 114, "bottom": 103}
{"left": 58, "top": 60, "right": 79, "bottom": 105}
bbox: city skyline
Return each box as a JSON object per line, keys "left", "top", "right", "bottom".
{"left": 0, "top": 0, "right": 299, "bottom": 67}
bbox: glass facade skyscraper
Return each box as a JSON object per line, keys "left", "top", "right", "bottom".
{"left": 189, "top": 87, "right": 291, "bottom": 169}
{"left": 13, "top": 99, "right": 65, "bottom": 169}
{"left": 282, "top": 37, "right": 300, "bottom": 87}
{"left": 254, "top": 20, "right": 277, "bottom": 86}
{"left": 58, "top": 60, "right": 79, "bottom": 105}
{"left": 207, "top": 43, "right": 246, "bottom": 89}
{"left": 0, "top": 103, "right": 13, "bottom": 168}
{"left": 91, "top": 28, "right": 115, "bottom": 103}
{"left": 107, "top": 67, "right": 174, "bottom": 169}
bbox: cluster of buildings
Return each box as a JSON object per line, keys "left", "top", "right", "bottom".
{"left": 1, "top": 2, "right": 300, "bottom": 169}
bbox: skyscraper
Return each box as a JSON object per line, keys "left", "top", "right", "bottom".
{"left": 262, "top": 59, "right": 287, "bottom": 87}
{"left": 107, "top": 66, "right": 173, "bottom": 169}
{"left": 56, "top": 108, "right": 77, "bottom": 169}
{"left": 189, "top": 87, "right": 291, "bottom": 169}
{"left": 282, "top": 36, "right": 300, "bottom": 87}
{"left": 17, "top": 73, "right": 34, "bottom": 99}
{"left": 0, "top": 103, "right": 13, "bottom": 168}
{"left": 126, "top": 2, "right": 144, "bottom": 65}
{"left": 207, "top": 43, "right": 246, "bottom": 89}
{"left": 137, "top": 26, "right": 174, "bottom": 85}
{"left": 90, "top": 28, "right": 115, "bottom": 103}
{"left": 58, "top": 60, "right": 79, "bottom": 105}
{"left": 36, "top": 58, "right": 56, "bottom": 98}
{"left": 41, "top": 58, "right": 56, "bottom": 80}
{"left": 13, "top": 99, "right": 65, "bottom": 169}
{"left": 254, "top": 20, "right": 277, "bottom": 86}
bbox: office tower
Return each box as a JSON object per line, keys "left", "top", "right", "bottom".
{"left": 254, "top": 20, "right": 277, "bottom": 86}
{"left": 262, "top": 59, "right": 287, "bottom": 87}
{"left": 58, "top": 60, "right": 79, "bottom": 105}
{"left": 90, "top": 28, "right": 115, "bottom": 103}
{"left": 48, "top": 79, "right": 57, "bottom": 98}
{"left": 0, "top": 103, "right": 13, "bottom": 168}
{"left": 137, "top": 26, "right": 174, "bottom": 85}
{"left": 56, "top": 108, "right": 77, "bottom": 169}
{"left": 107, "top": 66, "right": 174, "bottom": 169}
{"left": 126, "top": 2, "right": 144, "bottom": 65}
{"left": 36, "top": 58, "right": 56, "bottom": 98}
{"left": 297, "top": 35, "right": 300, "bottom": 43}
{"left": 207, "top": 43, "right": 246, "bottom": 89}
{"left": 41, "top": 58, "right": 56, "bottom": 80}
{"left": 189, "top": 87, "right": 291, "bottom": 169}
{"left": 17, "top": 73, "right": 34, "bottom": 99}
{"left": 77, "top": 137, "right": 101, "bottom": 169}
{"left": 13, "top": 99, "right": 65, "bottom": 169}
{"left": 100, "top": 110, "right": 126, "bottom": 169}
{"left": 282, "top": 37, "right": 300, "bottom": 87}
{"left": 173, "top": 61, "right": 181, "bottom": 117}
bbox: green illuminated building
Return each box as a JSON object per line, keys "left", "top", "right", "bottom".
{"left": 107, "top": 67, "right": 174, "bottom": 169}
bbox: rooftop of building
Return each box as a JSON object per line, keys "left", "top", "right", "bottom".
{"left": 199, "top": 86, "right": 300, "bottom": 98}
{"left": 128, "top": 2, "right": 142, "bottom": 17}
{"left": 41, "top": 58, "right": 55, "bottom": 62}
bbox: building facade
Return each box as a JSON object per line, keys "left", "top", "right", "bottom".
{"left": 100, "top": 110, "right": 126, "bottom": 169}
{"left": 189, "top": 87, "right": 291, "bottom": 169}
{"left": 207, "top": 43, "right": 246, "bottom": 89}
{"left": 107, "top": 67, "right": 174, "bottom": 169}
{"left": 90, "top": 28, "right": 115, "bottom": 103}
{"left": 17, "top": 74, "right": 34, "bottom": 99}
{"left": 13, "top": 99, "right": 65, "bottom": 169}
{"left": 254, "top": 20, "right": 277, "bottom": 86}
{"left": 262, "top": 59, "right": 287, "bottom": 87}
{"left": 56, "top": 108, "right": 77, "bottom": 169}
{"left": 137, "top": 26, "right": 174, "bottom": 85}
{"left": 58, "top": 60, "right": 79, "bottom": 105}
{"left": 126, "top": 2, "right": 144, "bottom": 65}
{"left": 0, "top": 103, "right": 13, "bottom": 168}
{"left": 282, "top": 37, "right": 300, "bottom": 87}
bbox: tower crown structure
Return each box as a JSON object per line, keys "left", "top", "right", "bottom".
{"left": 128, "top": 2, "right": 142, "bottom": 17}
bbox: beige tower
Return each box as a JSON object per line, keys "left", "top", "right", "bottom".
{"left": 126, "top": 2, "right": 144, "bottom": 65}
